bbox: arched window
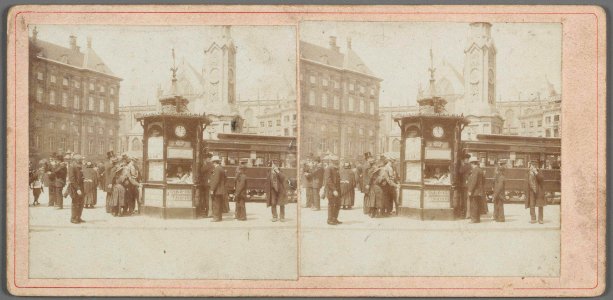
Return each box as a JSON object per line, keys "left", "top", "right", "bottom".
{"left": 132, "top": 138, "right": 143, "bottom": 151}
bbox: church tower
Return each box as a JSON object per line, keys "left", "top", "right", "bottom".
{"left": 201, "top": 25, "right": 237, "bottom": 114}
{"left": 461, "top": 22, "right": 503, "bottom": 140}
{"left": 463, "top": 22, "right": 497, "bottom": 116}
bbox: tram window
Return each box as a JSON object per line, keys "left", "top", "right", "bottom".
{"left": 226, "top": 152, "right": 239, "bottom": 166}
{"left": 166, "top": 164, "right": 193, "bottom": 184}
{"left": 424, "top": 164, "right": 451, "bottom": 185}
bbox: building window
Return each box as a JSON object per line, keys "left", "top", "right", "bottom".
{"left": 62, "top": 77, "right": 68, "bottom": 86}
{"left": 554, "top": 115, "right": 560, "bottom": 122}
{"left": 50, "top": 75, "right": 56, "bottom": 84}
{"left": 36, "top": 87, "right": 43, "bottom": 102}
{"left": 276, "top": 119, "right": 281, "bottom": 126}
{"left": 74, "top": 80, "right": 80, "bottom": 88}
{"left": 88, "top": 125, "right": 93, "bottom": 133}
{"left": 99, "top": 85, "right": 105, "bottom": 92}
{"left": 110, "top": 87, "right": 114, "bottom": 95}
{"left": 359, "top": 128, "right": 364, "bottom": 135}
{"left": 538, "top": 120, "right": 542, "bottom": 127}
{"left": 545, "top": 129, "right": 551, "bottom": 137}
{"left": 88, "top": 96, "right": 94, "bottom": 111}
{"left": 89, "top": 82, "right": 95, "bottom": 91}
{"left": 369, "top": 101, "right": 374, "bottom": 115}
{"left": 360, "top": 99, "right": 365, "bottom": 113}
{"left": 268, "top": 121, "right": 272, "bottom": 127}
{"left": 260, "top": 121, "right": 265, "bottom": 127}
{"left": 98, "top": 140, "right": 104, "bottom": 155}
{"left": 308, "top": 90, "right": 315, "bottom": 106}
{"left": 49, "top": 121, "right": 55, "bottom": 129}
{"left": 349, "top": 82, "right": 355, "bottom": 91}
{"left": 62, "top": 92, "right": 68, "bottom": 107}
{"left": 88, "top": 139, "right": 94, "bottom": 155}
{"left": 529, "top": 121, "right": 534, "bottom": 128}
{"left": 98, "top": 127, "right": 104, "bottom": 135}
{"left": 359, "top": 85, "right": 365, "bottom": 94}
{"left": 333, "top": 95, "right": 340, "bottom": 110}
{"left": 369, "top": 130, "right": 374, "bottom": 137}
{"left": 37, "top": 72, "right": 43, "bottom": 80}
{"left": 293, "top": 114, "right": 296, "bottom": 121}
{"left": 73, "top": 95, "right": 80, "bottom": 109}
{"left": 284, "top": 115, "right": 289, "bottom": 123}
{"left": 546, "top": 116, "right": 551, "bottom": 124}
{"left": 322, "top": 93, "right": 328, "bottom": 108}
{"left": 348, "top": 96, "right": 354, "bottom": 111}
{"left": 99, "top": 98, "right": 105, "bottom": 113}
{"left": 109, "top": 128, "right": 114, "bottom": 136}
{"left": 109, "top": 101, "right": 114, "bottom": 114}
{"left": 309, "top": 75, "right": 316, "bottom": 84}
{"left": 73, "top": 140, "right": 79, "bottom": 153}
{"left": 322, "top": 78, "right": 328, "bottom": 87}
{"left": 49, "top": 91, "right": 56, "bottom": 105}
{"left": 284, "top": 128, "right": 289, "bottom": 136}
{"left": 370, "top": 87, "right": 375, "bottom": 96}
{"left": 334, "top": 80, "right": 339, "bottom": 89}
{"left": 521, "top": 122, "right": 526, "bottom": 129}
{"left": 554, "top": 127, "right": 559, "bottom": 137}
{"left": 59, "top": 137, "right": 66, "bottom": 151}
{"left": 60, "top": 123, "right": 67, "bottom": 131}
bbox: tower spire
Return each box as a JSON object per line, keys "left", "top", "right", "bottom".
{"left": 428, "top": 48, "right": 436, "bottom": 98}
{"left": 170, "top": 48, "right": 178, "bottom": 95}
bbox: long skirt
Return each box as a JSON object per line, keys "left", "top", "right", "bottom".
{"left": 83, "top": 181, "right": 96, "bottom": 206}
{"left": 235, "top": 195, "right": 247, "bottom": 220}
{"left": 105, "top": 192, "right": 113, "bottom": 213}
{"left": 340, "top": 191, "right": 354, "bottom": 207}
{"left": 48, "top": 186, "right": 56, "bottom": 206}
{"left": 111, "top": 184, "right": 126, "bottom": 207}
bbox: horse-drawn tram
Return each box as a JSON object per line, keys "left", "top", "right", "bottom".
{"left": 463, "top": 134, "right": 561, "bottom": 203}
{"left": 206, "top": 133, "right": 297, "bottom": 202}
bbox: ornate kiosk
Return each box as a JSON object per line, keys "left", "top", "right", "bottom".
{"left": 137, "top": 54, "right": 211, "bottom": 219}
{"left": 394, "top": 57, "right": 469, "bottom": 220}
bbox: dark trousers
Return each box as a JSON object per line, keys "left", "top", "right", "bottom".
{"left": 71, "top": 193, "right": 84, "bottom": 221}
{"left": 469, "top": 196, "right": 482, "bottom": 223}
{"left": 199, "top": 187, "right": 210, "bottom": 216}
{"left": 305, "top": 187, "right": 313, "bottom": 208}
{"left": 55, "top": 186, "right": 64, "bottom": 208}
{"left": 212, "top": 194, "right": 224, "bottom": 220}
{"left": 456, "top": 187, "right": 467, "bottom": 217}
{"left": 126, "top": 186, "right": 136, "bottom": 213}
{"left": 310, "top": 187, "right": 321, "bottom": 209}
{"left": 235, "top": 195, "right": 246, "bottom": 220}
{"left": 32, "top": 188, "right": 42, "bottom": 204}
{"left": 530, "top": 206, "right": 544, "bottom": 221}
{"left": 328, "top": 197, "right": 340, "bottom": 222}
{"left": 271, "top": 205, "right": 285, "bottom": 219}
{"left": 48, "top": 186, "right": 56, "bottom": 206}
{"left": 493, "top": 196, "right": 505, "bottom": 221}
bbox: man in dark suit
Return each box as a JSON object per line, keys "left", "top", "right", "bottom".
{"left": 302, "top": 159, "right": 313, "bottom": 208}
{"left": 103, "top": 151, "right": 115, "bottom": 213}
{"left": 234, "top": 163, "right": 248, "bottom": 221}
{"left": 268, "top": 161, "right": 288, "bottom": 222}
{"left": 199, "top": 153, "right": 214, "bottom": 217}
{"left": 492, "top": 159, "right": 507, "bottom": 222}
{"left": 66, "top": 154, "right": 85, "bottom": 224}
{"left": 209, "top": 156, "right": 226, "bottom": 222}
{"left": 325, "top": 157, "right": 342, "bottom": 225}
{"left": 526, "top": 160, "right": 546, "bottom": 224}
{"left": 467, "top": 156, "right": 485, "bottom": 223}
{"left": 310, "top": 157, "right": 324, "bottom": 211}
{"left": 457, "top": 154, "right": 472, "bottom": 219}
{"left": 53, "top": 154, "right": 69, "bottom": 209}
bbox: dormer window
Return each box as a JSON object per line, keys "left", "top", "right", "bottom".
{"left": 60, "top": 55, "right": 69, "bottom": 64}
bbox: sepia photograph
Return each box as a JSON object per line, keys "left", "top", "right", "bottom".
{"left": 5, "top": 4, "right": 605, "bottom": 297}
{"left": 26, "top": 24, "right": 298, "bottom": 279}
{"left": 299, "top": 21, "right": 562, "bottom": 276}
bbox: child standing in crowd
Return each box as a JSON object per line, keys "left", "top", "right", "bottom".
{"left": 30, "top": 166, "right": 44, "bottom": 206}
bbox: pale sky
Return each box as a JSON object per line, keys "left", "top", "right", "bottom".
{"left": 300, "top": 21, "right": 562, "bottom": 107}
{"left": 31, "top": 25, "right": 296, "bottom": 106}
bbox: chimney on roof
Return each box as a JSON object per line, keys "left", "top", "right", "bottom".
{"left": 87, "top": 36, "right": 92, "bottom": 48}
{"left": 329, "top": 36, "right": 339, "bottom": 52}
{"left": 69, "top": 35, "right": 78, "bottom": 51}
{"left": 347, "top": 37, "right": 352, "bottom": 50}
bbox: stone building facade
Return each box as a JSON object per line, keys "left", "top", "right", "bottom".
{"left": 29, "top": 29, "right": 121, "bottom": 164}
{"left": 300, "top": 37, "right": 382, "bottom": 160}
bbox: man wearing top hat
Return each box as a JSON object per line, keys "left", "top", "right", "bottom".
{"left": 310, "top": 156, "right": 324, "bottom": 211}
{"left": 52, "top": 154, "right": 69, "bottom": 209}
{"left": 209, "top": 155, "right": 227, "bottom": 222}
{"left": 526, "top": 160, "right": 546, "bottom": 224}
{"left": 457, "top": 153, "right": 472, "bottom": 219}
{"left": 466, "top": 156, "right": 485, "bottom": 223}
{"left": 66, "top": 154, "right": 85, "bottom": 223}
{"left": 268, "top": 160, "right": 288, "bottom": 222}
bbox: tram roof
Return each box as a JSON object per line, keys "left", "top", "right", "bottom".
{"left": 216, "top": 133, "right": 296, "bottom": 142}
{"left": 393, "top": 113, "right": 470, "bottom": 124}
{"left": 474, "top": 134, "right": 561, "bottom": 144}
{"left": 136, "top": 112, "right": 212, "bottom": 124}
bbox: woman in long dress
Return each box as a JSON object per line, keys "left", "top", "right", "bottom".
{"left": 83, "top": 162, "right": 99, "bottom": 208}
{"left": 111, "top": 164, "right": 128, "bottom": 217}
{"left": 339, "top": 162, "right": 356, "bottom": 209}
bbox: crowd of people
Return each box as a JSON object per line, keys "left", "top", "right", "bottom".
{"left": 301, "top": 151, "right": 549, "bottom": 225}
{"left": 29, "top": 150, "right": 143, "bottom": 224}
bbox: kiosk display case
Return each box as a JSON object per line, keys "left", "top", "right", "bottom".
{"left": 395, "top": 112, "right": 468, "bottom": 220}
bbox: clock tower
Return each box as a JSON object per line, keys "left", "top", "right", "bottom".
{"left": 200, "top": 25, "right": 237, "bottom": 114}
{"left": 463, "top": 22, "right": 497, "bottom": 116}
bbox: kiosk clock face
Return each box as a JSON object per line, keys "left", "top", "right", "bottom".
{"left": 175, "top": 125, "right": 187, "bottom": 138}
{"left": 432, "top": 126, "right": 445, "bottom": 138}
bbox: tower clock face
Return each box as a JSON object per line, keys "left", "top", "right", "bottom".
{"left": 432, "top": 126, "right": 444, "bottom": 138}
{"left": 209, "top": 68, "right": 220, "bottom": 84}
{"left": 175, "top": 125, "right": 187, "bottom": 138}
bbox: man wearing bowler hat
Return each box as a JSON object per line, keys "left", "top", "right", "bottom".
{"left": 66, "top": 154, "right": 85, "bottom": 223}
